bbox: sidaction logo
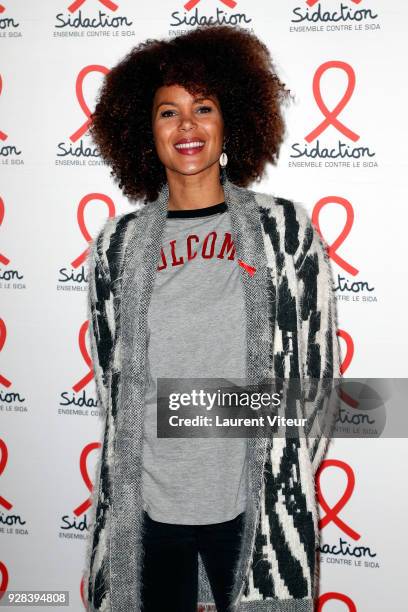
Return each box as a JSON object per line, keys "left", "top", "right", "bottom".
{"left": 57, "top": 194, "right": 115, "bottom": 290}
{"left": 58, "top": 322, "right": 100, "bottom": 414}
{"left": 311, "top": 197, "right": 376, "bottom": 303}
{"left": 0, "top": 74, "right": 23, "bottom": 161}
{"left": 56, "top": 65, "right": 108, "bottom": 163}
{"left": 316, "top": 459, "right": 380, "bottom": 570}
{"left": 0, "top": 197, "right": 25, "bottom": 290}
{"left": 169, "top": 0, "right": 253, "bottom": 32}
{"left": 59, "top": 442, "right": 101, "bottom": 537}
{"left": 54, "top": 0, "right": 134, "bottom": 34}
{"left": 0, "top": 320, "right": 27, "bottom": 414}
{"left": 0, "top": 3, "right": 21, "bottom": 35}
{"left": 291, "top": 0, "right": 380, "bottom": 32}
{"left": 0, "top": 438, "right": 28, "bottom": 534}
{"left": 289, "top": 60, "right": 377, "bottom": 167}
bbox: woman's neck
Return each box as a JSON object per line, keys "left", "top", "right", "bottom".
{"left": 166, "top": 169, "right": 225, "bottom": 212}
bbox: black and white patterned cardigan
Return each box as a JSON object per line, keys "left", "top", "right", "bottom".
{"left": 83, "top": 176, "right": 342, "bottom": 612}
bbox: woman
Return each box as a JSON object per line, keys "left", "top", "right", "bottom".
{"left": 84, "top": 24, "right": 341, "bottom": 612}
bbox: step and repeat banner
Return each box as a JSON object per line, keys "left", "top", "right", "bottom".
{"left": 1, "top": 1, "right": 407, "bottom": 610}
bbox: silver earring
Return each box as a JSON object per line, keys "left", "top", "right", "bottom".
{"left": 219, "top": 141, "right": 228, "bottom": 168}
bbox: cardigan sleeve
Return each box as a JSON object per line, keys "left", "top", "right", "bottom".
{"left": 293, "top": 206, "right": 342, "bottom": 476}
{"left": 86, "top": 226, "right": 115, "bottom": 418}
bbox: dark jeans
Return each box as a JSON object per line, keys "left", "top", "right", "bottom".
{"left": 140, "top": 510, "right": 245, "bottom": 612}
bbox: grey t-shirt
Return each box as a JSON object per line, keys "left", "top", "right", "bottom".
{"left": 142, "top": 201, "right": 248, "bottom": 525}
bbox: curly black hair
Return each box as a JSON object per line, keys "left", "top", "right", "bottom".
{"left": 89, "top": 24, "right": 293, "bottom": 204}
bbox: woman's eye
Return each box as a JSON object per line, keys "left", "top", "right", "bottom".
{"left": 160, "top": 106, "right": 212, "bottom": 118}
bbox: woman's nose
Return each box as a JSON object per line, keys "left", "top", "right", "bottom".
{"left": 178, "top": 112, "right": 196, "bottom": 130}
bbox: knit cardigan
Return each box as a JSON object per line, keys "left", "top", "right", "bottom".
{"left": 83, "top": 176, "right": 342, "bottom": 612}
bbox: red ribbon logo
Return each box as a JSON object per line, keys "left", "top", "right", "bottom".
{"left": 0, "top": 197, "right": 10, "bottom": 266}
{"left": 0, "top": 320, "right": 11, "bottom": 388}
{"left": 307, "top": 0, "right": 362, "bottom": 5}
{"left": 337, "top": 328, "right": 354, "bottom": 375}
{"left": 71, "top": 194, "right": 115, "bottom": 269}
{"left": 312, "top": 197, "right": 358, "bottom": 276}
{"left": 68, "top": 0, "right": 118, "bottom": 13}
{"left": 0, "top": 439, "right": 12, "bottom": 510}
{"left": 238, "top": 259, "right": 256, "bottom": 277}
{"left": 69, "top": 65, "right": 109, "bottom": 143}
{"left": 0, "top": 75, "right": 8, "bottom": 141}
{"left": 80, "top": 574, "right": 86, "bottom": 608}
{"left": 72, "top": 321, "right": 94, "bottom": 392}
{"left": 73, "top": 442, "right": 101, "bottom": 516}
{"left": 317, "top": 592, "right": 357, "bottom": 612}
{"left": 0, "top": 561, "right": 8, "bottom": 601}
{"left": 337, "top": 329, "right": 357, "bottom": 408}
{"left": 184, "top": 0, "right": 237, "bottom": 11}
{"left": 317, "top": 458, "right": 361, "bottom": 540}
{"left": 339, "top": 388, "right": 358, "bottom": 411}
{"left": 305, "top": 61, "right": 359, "bottom": 143}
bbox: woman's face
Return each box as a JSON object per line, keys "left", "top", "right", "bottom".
{"left": 151, "top": 84, "right": 224, "bottom": 179}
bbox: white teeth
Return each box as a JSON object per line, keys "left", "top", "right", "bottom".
{"left": 175, "top": 141, "right": 205, "bottom": 149}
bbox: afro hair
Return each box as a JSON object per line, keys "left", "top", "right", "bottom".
{"left": 89, "top": 24, "right": 292, "bottom": 204}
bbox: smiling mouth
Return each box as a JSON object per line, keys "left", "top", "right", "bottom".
{"left": 174, "top": 141, "right": 205, "bottom": 155}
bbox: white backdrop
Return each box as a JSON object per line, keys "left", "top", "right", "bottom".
{"left": 1, "top": 1, "right": 407, "bottom": 610}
